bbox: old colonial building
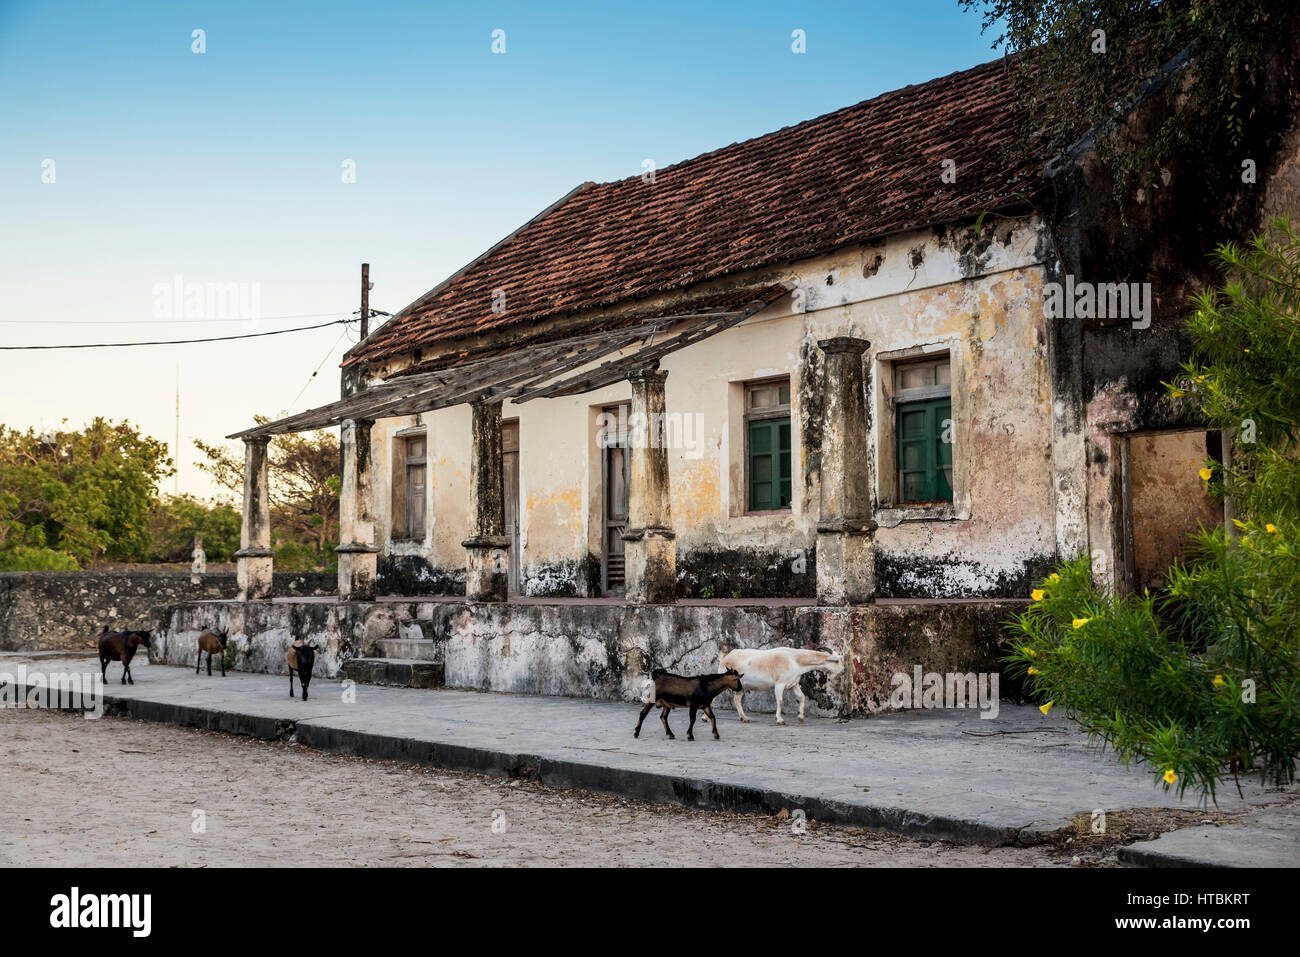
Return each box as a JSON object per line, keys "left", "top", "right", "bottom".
{"left": 154, "top": 50, "right": 1300, "bottom": 710}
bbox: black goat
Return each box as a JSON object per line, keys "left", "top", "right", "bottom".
{"left": 97, "top": 627, "right": 151, "bottom": 685}
{"left": 634, "top": 668, "right": 744, "bottom": 741}
{"left": 287, "top": 640, "right": 317, "bottom": 700}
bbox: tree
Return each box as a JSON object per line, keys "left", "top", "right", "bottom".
{"left": 1005, "top": 221, "right": 1300, "bottom": 801}
{"left": 960, "top": 1, "right": 1297, "bottom": 206}
{"left": 195, "top": 422, "right": 340, "bottom": 568}
{"left": 147, "top": 495, "right": 242, "bottom": 564}
{"left": 0, "top": 418, "right": 173, "bottom": 568}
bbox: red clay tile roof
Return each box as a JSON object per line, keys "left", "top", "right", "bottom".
{"left": 345, "top": 55, "right": 1039, "bottom": 369}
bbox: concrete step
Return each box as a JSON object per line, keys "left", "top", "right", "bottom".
{"left": 376, "top": 638, "right": 439, "bottom": 661}
{"left": 342, "top": 657, "right": 444, "bottom": 689}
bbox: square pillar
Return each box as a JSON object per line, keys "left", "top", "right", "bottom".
{"left": 234, "top": 436, "right": 273, "bottom": 601}
{"left": 623, "top": 365, "right": 676, "bottom": 604}
{"left": 815, "top": 337, "right": 876, "bottom": 605}
{"left": 337, "top": 418, "right": 379, "bottom": 601}
{"left": 461, "top": 399, "right": 510, "bottom": 601}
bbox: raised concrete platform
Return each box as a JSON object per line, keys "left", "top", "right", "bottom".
{"left": 8, "top": 654, "right": 1294, "bottom": 855}
{"left": 1117, "top": 804, "right": 1300, "bottom": 868}
{"left": 151, "top": 595, "right": 1028, "bottom": 716}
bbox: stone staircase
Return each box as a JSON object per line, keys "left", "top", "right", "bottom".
{"left": 340, "top": 638, "right": 443, "bottom": 689}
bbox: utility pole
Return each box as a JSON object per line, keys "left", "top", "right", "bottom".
{"left": 360, "top": 263, "right": 370, "bottom": 339}
{"left": 174, "top": 361, "right": 180, "bottom": 496}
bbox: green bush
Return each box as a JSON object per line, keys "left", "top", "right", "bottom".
{"left": 273, "top": 540, "right": 337, "bottom": 574}
{"left": 1006, "top": 543, "right": 1298, "bottom": 801}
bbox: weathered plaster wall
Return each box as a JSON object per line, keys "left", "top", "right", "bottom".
{"left": 154, "top": 596, "right": 1027, "bottom": 716}
{"left": 358, "top": 218, "right": 1055, "bottom": 600}
{"left": 0, "top": 571, "right": 333, "bottom": 652}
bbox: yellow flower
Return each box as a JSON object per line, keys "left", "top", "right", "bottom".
{"left": 1072, "top": 617, "right": 1090, "bottom": 630}
{"left": 1027, "top": 667, "right": 1040, "bottom": 676}
{"left": 1199, "top": 467, "right": 1213, "bottom": 481}
{"left": 1213, "top": 675, "right": 1227, "bottom": 689}
{"left": 1266, "top": 524, "right": 1278, "bottom": 533}
{"left": 1031, "top": 589, "right": 1045, "bottom": 602}
{"left": 1047, "top": 573, "right": 1060, "bottom": 583}
{"left": 1163, "top": 769, "right": 1177, "bottom": 785}
{"left": 1040, "top": 701, "right": 1054, "bottom": 715}
{"left": 1024, "top": 648, "right": 1036, "bottom": 658}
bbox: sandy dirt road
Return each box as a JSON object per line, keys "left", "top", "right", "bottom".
{"left": 0, "top": 709, "right": 1074, "bottom": 867}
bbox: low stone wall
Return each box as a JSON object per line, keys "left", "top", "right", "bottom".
{"left": 0, "top": 571, "right": 335, "bottom": 652}
{"left": 152, "top": 596, "right": 1027, "bottom": 717}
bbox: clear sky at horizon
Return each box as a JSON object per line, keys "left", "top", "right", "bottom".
{"left": 0, "top": 0, "right": 1005, "bottom": 500}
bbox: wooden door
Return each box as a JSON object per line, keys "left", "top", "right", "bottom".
{"left": 503, "top": 421, "right": 520, "bottom": 596}
{"left": 601, "top": 405, "right": 629, "bottom": 595}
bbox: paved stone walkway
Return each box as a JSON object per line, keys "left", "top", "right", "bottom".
{"left": 5, "top": 653, "right": 1295, "bottom": 858}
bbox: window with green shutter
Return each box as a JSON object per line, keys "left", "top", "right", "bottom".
{"left": 748, "top": 417, "right": 791, "bottom": 510}
{"left": 892, "top": 355, "right": 953, "bottom": 505}
{"left": 745, "top": 379, "right": 792, "bottom": 511}
{"left": 897, "top": 398, "right": 952, "bottom": 503}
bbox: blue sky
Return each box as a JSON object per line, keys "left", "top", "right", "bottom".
{"left": 0, "top": 0, "right": 1004, "bottom": 498}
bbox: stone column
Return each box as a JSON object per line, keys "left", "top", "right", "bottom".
{"left": 623, "top": 365, "right": 676, "bottom": 604}
{"left": 234, "top": 436, "right": 273, "bottom": 601}
{"left": 815, "top": 337, "right": 876, "bottom": 605}
{"left": 337, "top": 418, "right": 379, "bottom": 601}
{"left": 461, "top": 399, "right": 510, "bottom": 602}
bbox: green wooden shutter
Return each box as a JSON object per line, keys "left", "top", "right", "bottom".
{"left": 748, "top": 417, "right": 792, "bottom": 510}
{"left": 897, "top": 399, "right": 952, "bottom": 503}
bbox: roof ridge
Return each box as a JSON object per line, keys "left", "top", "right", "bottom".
{"left": 588, "top": 53, "right": 1018, "bottom": 190}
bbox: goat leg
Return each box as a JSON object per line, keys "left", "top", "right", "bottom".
{"left": 734, "top": 690, "right": 749, "bottom": 722}
{"left": 659, "top": 705, "right": 674, "bottom": 739}
{"left": 634, "top": 700, "right": 655, "bottom": 738}
{"left": 687, "top": 704, "right": 699, "bottom": 741}
{"left": 289, "top": 668, "right": 295, "bottom": 698}
{"left": 705, "top": 705, "right": 720, "bottom": 739}
{"left": 196, "top": 651, "right": 202, "bottom": 674}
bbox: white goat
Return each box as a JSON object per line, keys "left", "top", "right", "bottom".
{"left": 719, "top": 647, "right": 843, "bottom": 724}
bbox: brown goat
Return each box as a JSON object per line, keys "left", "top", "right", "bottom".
{"left": 97, "top": 627, "right": 152, "bottom": 685}
{"left": 196, "top": 630, "right": 229, "bottom": 677}
{"left": 287, "top": 640, "right": 317, "bottom": 701}
{"left": 634, "top": 668, "right": 744, "bottom": 741}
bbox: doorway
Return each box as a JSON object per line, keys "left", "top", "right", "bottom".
{"left": 601, "top": 404, "right": 629, "bottom": 595}
{"left": 1117, "top": 429, "right": 1224, "bottom": 592}
{"left": 503, "top": 420, "right": 520, "bottom": 596}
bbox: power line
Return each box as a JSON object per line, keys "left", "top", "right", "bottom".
{"left": 0, "top": 311, "right": 359, "bottom": 325}
{"left": 286, "top": 327, "right": 351, "bottom": 411}
{"left": 0, "top": 318, "right": 353, "bottom": 350}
